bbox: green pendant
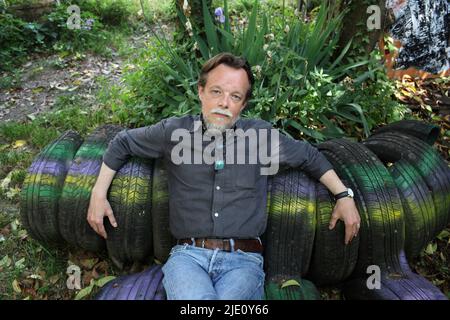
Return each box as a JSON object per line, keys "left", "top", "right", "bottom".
{"left": 214, "top": 160, "right": 224, "bottom": 170}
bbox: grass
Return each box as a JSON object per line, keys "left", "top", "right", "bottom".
{"left": 0, "top": 212, "right": 69, "bottom": 300}
{"left": 0, "top": 207, "right": 118, "bottom": 300}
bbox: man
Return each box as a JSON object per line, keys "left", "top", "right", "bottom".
{"left": 87, "top": 53, "right": 361, "bottom": 300}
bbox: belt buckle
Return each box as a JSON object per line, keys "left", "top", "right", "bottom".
{"left": 201, "top": 238, "right": 205, "bottom": 248}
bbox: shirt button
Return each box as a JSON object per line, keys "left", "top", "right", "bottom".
{"left": 216, "top": 186, "right": 220, "bottom": 190}
{"left": 214, "top": 212, "right": 219, "bottom": 217}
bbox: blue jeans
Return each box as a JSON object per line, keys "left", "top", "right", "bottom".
{"left": 162, "top": 242, "right": 266, "bottom": 300}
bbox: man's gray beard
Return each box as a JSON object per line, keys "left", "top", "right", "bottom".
{"left": 204, "top": 115, "right": 240, "bottom": 134}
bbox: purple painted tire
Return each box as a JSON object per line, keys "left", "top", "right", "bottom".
{"left": 95, "top": 264, "right": 166, "bottom": 300}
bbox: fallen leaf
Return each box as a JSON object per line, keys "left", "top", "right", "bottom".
{"left": 80, "top": 258, "right": 99, "bottom": 270}
{"left": 12, "top": 140, "right": 27, "bottom": 149}
{"left": 74, "top": 281, "right": 94, "bottom": 300}
{"left": 0, "top": 171, "right": 13, "bottom": 190}
{"left": 32, "top": 87, "right": 45, "bottom": 94}
{"left": 12, "top": 280, "right": 22, "bottom": 293}
{"left": 425, "top": 243, "right": 437, "bottom": 255}
{"left": 96, "top": 276, "right": 116, "bottom": 287}
{"left": 18, "top": 229, "right": 28, "bottom": 240}
{"left": 55, "top": 84, "right": 69, "bottom": 91}
{"left": 281, "top": 279, "right": 301, "bottom": 289}
{"left": 15, "top": 257, "right": 26, "bottom": 269}
{"left": 0, "top": 255, "right": 12, "bottom": 268}
{"left": 6, "top": 187, "right": 21, "bottom": 200}
{"left": 28, "top": 274, "right": 43, "bottom": 280}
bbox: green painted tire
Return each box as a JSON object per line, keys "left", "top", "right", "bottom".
{"left": 59, "top": 125, "right": 123, "bottom": 252}
{"left": 306, "top": 181, "right": 358, "bottom": 285}
{"left": 264, "top": 276, "right": 321, "bottom": 300}
{"left": 106, "top": 157, "right": 154, "bottom": 269}
{"left": 343, "top": 252, "right": 447, "bottom": 300}
{"left": 364, "top": 132, "right": 450, "bottom": 239}
{"left": 20, "top": 130, "right": 83, "bottom": 244}
{"left": 318, "top": 139, "right": 405, "bottom": 276}
{"left": 370, "top": 120, "right": 440, "bottom": 146}
{"left": 151, "top": 159, "right": 176, "bottom": 263}
{"left": 388, "top": 160, "right": 437, "bottom": 259}
{"left": 264, "top": 168, "right": 316, "bottom": 278}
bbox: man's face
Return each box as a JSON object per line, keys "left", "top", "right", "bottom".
{"left": 198, "top": 64, "right": 250, "bottom": 133}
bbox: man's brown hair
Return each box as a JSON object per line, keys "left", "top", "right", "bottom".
{"left": 198, "top": 52, "right": 254, "bottom": 102}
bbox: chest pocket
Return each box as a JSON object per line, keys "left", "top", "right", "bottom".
{"left": 233, "top": 164, "right": 258, "bottom": 189}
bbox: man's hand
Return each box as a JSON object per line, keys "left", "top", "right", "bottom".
{"left": 87, "top": 191, "right": 117, "bottom": 239}
{"left": 329, "top": 197, "right": 361, "bottom": 245}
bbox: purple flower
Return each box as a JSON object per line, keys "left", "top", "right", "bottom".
{"left": 85, "top": 18, "right": 95, "bottom": 26}
{"left": 214, "top": 7, "right": 223, "bottom": 17}
{"left": 214, "top": 7, "right": 225, "bottom": 24}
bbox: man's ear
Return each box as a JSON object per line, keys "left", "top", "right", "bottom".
{"left": 198, "top": 85, "right": 204, "bottom": 102}
{"left": 240, "top": 101, "right": 247, "bottom": 112}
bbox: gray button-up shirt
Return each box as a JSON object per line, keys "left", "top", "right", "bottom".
{"left": 103, "top": 114, "right": 334, "bottom": 239}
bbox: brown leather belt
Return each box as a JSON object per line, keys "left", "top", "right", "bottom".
{"left": 177, "top": 238, "right": 263, "bottom": 254}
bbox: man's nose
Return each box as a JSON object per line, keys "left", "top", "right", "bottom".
{"left": 218, "top": 94, "right": 230, "bottom": 108}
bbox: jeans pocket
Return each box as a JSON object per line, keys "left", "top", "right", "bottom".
{"left": 169, "top": 244, "right": 188, "bottom": 256}
{"left": 235, "top": 249, "right": 264, "bottom": 267}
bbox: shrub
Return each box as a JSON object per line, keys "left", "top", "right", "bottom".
{"left": 113, "top": 1, "right": 404, "bottom": 138}
{"left": 0, "top": 13, "right": 51, "bottom": 70}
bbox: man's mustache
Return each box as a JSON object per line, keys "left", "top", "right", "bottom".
{"left": 210, "top": 108, "right": 232, "bottom": 118}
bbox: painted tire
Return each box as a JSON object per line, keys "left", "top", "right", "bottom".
{"left": 151, "top": 160, "right": 176, "bottom": 263}
{"left": 343, "top": 252, "right": 448, "bottom": 300}
{"left": 364, "top": 132, "right": 450, "bottom": 236}
{"left": 20, "top": 130, "right": 83, "bottom": 244}
{"left": 388, "top": 160, "right": 437, "bottom": 259}
{"left": 264, "top": 276, "right": 321, "bottom": 300}
{"left": 95, "top": 264, "right": 166, "bottom": 300}
{"left": 306, "top": 181, "right": 358, "bottom": 285}
{"left": 106, "top": 157, "right": 154, "bottom": 269}
{"left": 318, "top": 139, "right": 404, "bottom": 276}
{"left": 371, "top": 120, "right": 440, "bottom": 145}
{"left": 59, "top": 125, "right": 123, "bottom": 252}
{"left": 264, "top": 168, "right": 316, "bottom": 278}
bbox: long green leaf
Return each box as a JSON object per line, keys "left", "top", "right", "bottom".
{"left": 202, "top": 0, "right": 219, "bottom": 56}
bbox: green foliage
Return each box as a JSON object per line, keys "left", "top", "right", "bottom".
{"left": 0, "top": 1, "right": 136, "bottom": 70}
{"left": 45, "top": 5, "right": 110, "bottom": 55}
{"left": 112, "top": 0, "right": 406, "bottom": 140}
{"left": 65, "top": 0, "right": 134, "bottom": 27}
{"left": 0, "top": 13, "right": 52, "bottom": 70}
{"left": 32, "top": 95, "right": 110, "bottom": 134}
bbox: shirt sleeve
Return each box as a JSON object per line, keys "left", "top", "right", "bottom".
{"left": 278, "top": 132, "right": 334, "bottom": 180}
{"left": 102, "top": 119, "right": 167, "bottom": 171}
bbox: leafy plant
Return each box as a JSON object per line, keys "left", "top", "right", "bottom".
{"left": 112, "top": 0, "right": 405, "bottom": 142}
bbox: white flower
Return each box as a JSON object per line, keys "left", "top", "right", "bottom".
{"left": 284, "top": 25, "right": 290, "bottom": 33}
{"left": 263, "top": 44, "right": 269, "bottom": 51}
{"left": 267, "top": 50, "right": 273, "bottom": 58}
{"left": 193, "top": 42, "right": 199, "bottom": 51}
{"left": 253, "top": 65, "right": 262, "bottom": 77}
{"left": 183, "top": 0, "right": 189, "bottom": 11}
{"left": 264, "top": 33, "right": 274, "bottom": 41}
{"left": 185, "top": 20, "right": 192, "bottom": 32}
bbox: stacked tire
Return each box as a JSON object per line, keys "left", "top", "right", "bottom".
{"left": 20, "top": 130, "right": 83, "bottom": 245}
{"left": 19, "top": 120, "right": 450, "bottom": 300}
